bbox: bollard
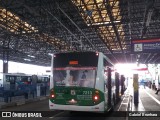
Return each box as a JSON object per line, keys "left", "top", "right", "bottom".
{"left": 133, "top": 74, "right": 139, "bottom": 105}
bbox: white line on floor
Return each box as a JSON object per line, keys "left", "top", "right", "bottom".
{"left": 49, "top": 111, "right": 65, "bottom": 119}
{"left": 144, "top": 90, "right": 160, "bottom": 105}
{"left": 118, "top": 90, "right": 130, "bottom": 111}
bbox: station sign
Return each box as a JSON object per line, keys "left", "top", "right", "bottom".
{"left": 131, "top": 38, "right": 160, "bottom": 53}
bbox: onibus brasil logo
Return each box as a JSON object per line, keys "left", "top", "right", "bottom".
{"left": 1, "top": 112, "right": 42, "bottom": 117}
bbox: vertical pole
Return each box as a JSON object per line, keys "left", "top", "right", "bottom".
{"left": 3, "top": 51, "right": 9, "bottom": 73}
{"left": 2, "top": 35, "right": 10, "bottom": 74}
{"left": 123, "top": 76, "right": 126, "bottom": 91}
{"left": 120, "top": 75, "right": 124, "bottom": 95}
{"left": 3, "top": 50, "right": 9, "bottom": 103}
{"left": 133, "top": 74, "right": 139, "bottom": 105}
{"left": 108, "top": 67, "right": 111, "bottom": 107}
{"left": 115, "top": 72, "right": 120, "bottom": 103}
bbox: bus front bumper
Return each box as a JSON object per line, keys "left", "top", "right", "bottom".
{"left": 49, "top": 101, "right": 105, "bottom": 112}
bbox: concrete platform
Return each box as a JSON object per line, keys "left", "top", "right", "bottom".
{"left": 1, "top": 86, "right": 160, "bottom": 112}
{"left": 118, "top": 88, "right": 131, "bottom": 111}
{"left": 0, "top": 96, "right": 49, "bottom": 109}
{"left": 120, "top": 85, "right": 160, "bottom": 112}
{"left": 118, "top": 86, "right": 147, "bottom": 112}
{"left": 139, "top": 86, "right": 160, "bottom": 111}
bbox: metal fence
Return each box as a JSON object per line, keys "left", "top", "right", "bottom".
{"left": 0, "top": 83, "right": 49, "bottom": 103}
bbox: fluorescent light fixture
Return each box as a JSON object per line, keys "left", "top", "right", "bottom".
{"left": 113, "top": 20, "right": 120, "bottom": 23}
{"left": 27, "top": 55, "right": 35, "bottom": 58}
{"left": 87, "top": 21, "right": 110, "bottom": 26}
{"left": 24, "top": 58, "right": 31, "bottom": 61}
{"left": 110, "top": 29, "right": 122, "bottom": 32}
{"left": 87, "top": 21, "right": 120, "bottom": 26}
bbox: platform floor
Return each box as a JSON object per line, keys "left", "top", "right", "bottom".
{"left": 139, "top": 86, "right": 160, "bottom": 111}
{"left": 118, "top": 85, "right": 160, "bottom": 111}
{"left": 1, "top": 85, "right": 160, "bottom": 112}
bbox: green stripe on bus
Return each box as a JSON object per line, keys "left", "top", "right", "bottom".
{"left": 49, "top": 86, "right": 104, "bottom": 106}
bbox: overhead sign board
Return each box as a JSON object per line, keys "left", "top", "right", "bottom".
{"left": 131, "top": 38, "right": 160, "bottom": 53}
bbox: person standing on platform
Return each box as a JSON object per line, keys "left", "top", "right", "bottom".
{"left": 155, "top": 83, "right": 160, "bottom": 94}
{"left": 143, "top": 81, "right": 146, "bottom": 89}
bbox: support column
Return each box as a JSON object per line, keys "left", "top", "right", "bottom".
{"left": 107, "top": 67, "right": 111, "bottom": 107}
{"left": 133, "top": 74, "right": 139, "bottom": 105}
{"left": 120, "top": 75, "right": 125, "bottom": 95}
{"left": 3, "top": 50, "right": 9, "bottom": 73}
{"left": 2, "top": 40, "right": 9, "bottom": 103}
{"left": 2, "top": 35, "right": 10, "bottom": 73}
{"left": 115, "top": 72, "right": 120, "bottom": 103}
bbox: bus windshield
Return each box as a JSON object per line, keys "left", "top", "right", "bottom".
{"left": 53, "top": 52, "right": 98, "bottom": 88}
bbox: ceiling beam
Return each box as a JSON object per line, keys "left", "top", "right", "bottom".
{"left": 104, "top": 0, "right": 127, "bottom": 62}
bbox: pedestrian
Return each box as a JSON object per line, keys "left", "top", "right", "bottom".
{"left": 143, "top": 82, "right": 146, "bottom": 89}
{"left": 155, "top": 83, "right": 160, "bottom": 94}
{"left": 79, "top": 70, "right": 88, "bottom": 87}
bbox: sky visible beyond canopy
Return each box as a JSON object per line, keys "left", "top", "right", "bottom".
{"left": 0, "top": 60, "right": 50, "bottom": 75}
{"left": 0, "top": 60, "right": 150, "bottom": 78}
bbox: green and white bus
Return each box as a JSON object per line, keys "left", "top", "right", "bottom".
{"left": 49, "top": 52, "right": 116, "bottom": 113}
